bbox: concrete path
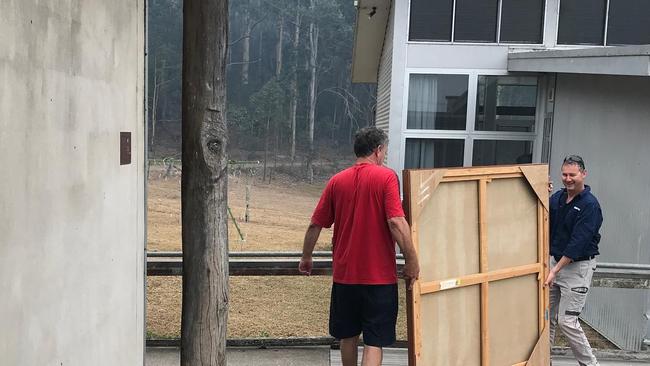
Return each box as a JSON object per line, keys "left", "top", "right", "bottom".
{"left": 146, "top": 347, "right": 650, "bottom": 365}
{"left": 146, "top": 346, "right": 329, "bottom": 366}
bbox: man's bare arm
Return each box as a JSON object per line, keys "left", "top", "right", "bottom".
{"left": 387, "top": 216, "right": 420, "bottom": 289}
{"left": 299, "top": 223, "right": 322, "bottom": 275}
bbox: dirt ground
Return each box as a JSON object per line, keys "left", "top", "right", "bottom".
{"left": 146, "top": 169, "right": 615, "bottom": 349}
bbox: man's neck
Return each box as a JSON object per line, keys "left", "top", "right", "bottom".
{"left": 356, "top": 156, "right": 378, "bottom": 165}
{"left": 566, "top": 185, "right": 585, "bottom": 202}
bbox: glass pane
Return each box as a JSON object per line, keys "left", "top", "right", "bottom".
{"left": 606, "top": 0, "right": 650, "bottom": 45}
{"left": 409, "top": 0, "right": 453, "bottom": 41}
{"left": 454, "top": 0, "right": 499, "bottom": 42}
{"left": 475, "top": 76, "right": 537, "bottom": 132}
{"left": 500, "top": 0, "right": 544, "bottom": 43}
{"left": 405, "top": 139, "right": 465, "bottom": 169}
{"left": 407, "top": 74, "right": 469, "bottom": 130}
{"left": 472, "top": 140, "right": 533, "bottom": 166}
{"left": 557, "top": 0, "right": 606, "bottom": 45}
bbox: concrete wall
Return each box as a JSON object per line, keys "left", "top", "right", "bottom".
{"left": 550, "top": 74, "right": 650, "bottom": 350}
{"left": 0, "top": 0, "right": 145, "bottom": 364}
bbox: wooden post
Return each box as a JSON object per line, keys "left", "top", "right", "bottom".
{"left": 181, "top": 0, "right": 229, "bottom": 364}
{"left": 263, "top": 117, "right": 269, "bottom": 182}
{"left": 272, "top": 125, "right": 278, "bottom": 183}
{"left": 245, "top": 183, "right": 251, "bottom": 222}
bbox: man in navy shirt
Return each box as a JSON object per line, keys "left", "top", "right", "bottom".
{"left": 545, "top": 155, "right": 603, "bottom": 366}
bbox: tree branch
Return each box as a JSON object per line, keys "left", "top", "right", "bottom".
{"left": 226, "top": 58, "right": 262, "bottom": 67}
{"left": 229, "top": 16, "right": 267, "bottom": 46}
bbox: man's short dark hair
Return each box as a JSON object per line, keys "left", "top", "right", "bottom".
{"left": 354, "top": 127, "right": 388, "bottom": 157}
{"left": 563, "top": 154, "right": 586, "bottom": 171}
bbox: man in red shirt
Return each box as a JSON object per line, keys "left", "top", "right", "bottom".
{"left": 299, "top": 127, "right": 420, "bottom": 366}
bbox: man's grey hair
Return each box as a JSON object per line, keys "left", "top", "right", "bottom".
{"left": 353, "top": 127, "right": 388, "bottom": 157}
{"left": 563, "top": 154, "right": 586, "bottom": 171}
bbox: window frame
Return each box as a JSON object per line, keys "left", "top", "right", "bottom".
{"left": 603, "top": 0, "right": 650, "bottom": 46}
{"left": 407, "top": 0, "right": 547, "bottom": 46}
{"left": 401, "top": 69, "right": 545, "bottom": 170}
{"left": 554, "top": 0, "right": 650, "bottom": 46}
{"left": 556, "top": 0, "right": 608, "bottom": 46}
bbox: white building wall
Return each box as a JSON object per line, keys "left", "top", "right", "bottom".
{"left": 407, "top": 44, "right": 510, "bottom": 70}
{"left": 550, "top": 74, "right": 650, "bottom": 350}
{"left": 384, "top": 0, "right": 565, "bottom": 173}
{"left": 0, "top": 0, "right": 146, "bottom": 364}
{"left": 386, "top": 0, "right": 409, "bottom": 172}
{"left": 375, "top": 0, "right": 393, "bottom": 133}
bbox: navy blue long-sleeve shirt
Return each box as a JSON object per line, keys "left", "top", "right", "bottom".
{"left": 549, "top": 185, "right": 603, "bottom": 260}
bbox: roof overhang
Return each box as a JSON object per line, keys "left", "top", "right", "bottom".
{"left": 508, "top": 45, "right": 650, "bottom": 76}
{"left": 351, "top": 0, "right": 390, "bottom": 83}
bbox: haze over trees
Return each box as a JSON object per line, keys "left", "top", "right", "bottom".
{"left": 148, "top": 0, "right": 377, "bottom": 174}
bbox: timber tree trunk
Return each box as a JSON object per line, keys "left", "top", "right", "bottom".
{"left": 181, "top": 0, "right": 229, "bottom": 365}
{"left": 275, "top": 15, "right": 284, "bottom": 77}
{"left": 307, "top": 0, "right": 318, "bottom": 183}
{"left": 241, "top": 0, "right": 251, "bottom": 85}
{"left": 151, "top": 56, "right": 160, "bottom": 154}
{"left": 289, "top": 9, "right": 300, "bottom": 164}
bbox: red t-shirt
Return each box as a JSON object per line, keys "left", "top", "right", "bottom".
{"left": 311, "top": 163, "right": 405, "bottom": 284}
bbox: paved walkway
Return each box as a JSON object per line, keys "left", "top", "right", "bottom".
{"left": 146, "top": 347, "right": 650, "bottom": 366}
{"left": 147, "top": 346, "right": 329, "bottom": 366}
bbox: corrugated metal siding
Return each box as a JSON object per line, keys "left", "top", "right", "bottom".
{"left": 375, "top": 0, "right": 393, "bottom": 133}
{"left": 550, "top": 74, "right": 650, "bottom": 350}
{"left": 582, "top": 288, "right": 649, "bottom": 350}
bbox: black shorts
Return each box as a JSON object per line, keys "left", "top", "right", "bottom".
{"left": 329, "top": 282, "right": 398, "bottom": 347}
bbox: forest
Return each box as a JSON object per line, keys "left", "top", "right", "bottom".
{"left": 148, "top": 0, "right": 376, "bottom": 179}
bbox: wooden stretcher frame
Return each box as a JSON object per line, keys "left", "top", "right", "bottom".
{"left": 403, "top": 165, "right": 550, "bottom": 366}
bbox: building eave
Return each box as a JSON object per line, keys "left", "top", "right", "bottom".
{"left": 351, "top": 0, "right": 390, "bottom": 83}
{"left": 508, "top": 45, "right": 650, "bottom": 76}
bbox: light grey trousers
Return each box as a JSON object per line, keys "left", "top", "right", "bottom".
{"left": 549, "top": 257, "right": 599, "bottom": 366}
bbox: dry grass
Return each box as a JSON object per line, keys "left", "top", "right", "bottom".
{"left": 147, "top": 170, "right": 407, "bottom": 339}
{"left": 146, "top": 172, "right": 332, "bottom": 252}
{"left": 147, "top": 275, "right": 408, "bottom": 340}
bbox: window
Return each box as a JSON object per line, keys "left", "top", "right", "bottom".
{"left": 408, "top": 0, "right": 544, "bottom": 44}
{"left": 475, "top": 76, "right": 537, "bottom": 132}
{"left": 404, "top": 73, "right": 541, "bottom": 169}
{"left": 454, "top": 0, "right": 499, "bottom": 42}
{"left": 557, "top": 0, "right": 650, "bottom": 45}
{"left": 407, "top": 74, "right": 469, "bottom": 130}
{"left": 557, "top": 0, "right": 606, "bottom": 45}
{"left": 606, "top": 0, "right": 650, "bottom": 45}
{"left": 499, "top": 0, "right": 544, "bottom": 43}
{"left": 472, "top": 140, "right": 533, "bottom": 166}
{"left": 409, "top": 0, "right": 453, "bottom": 41}
{"left": 405, "top": 139, "right": 465, "bottom": 169}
